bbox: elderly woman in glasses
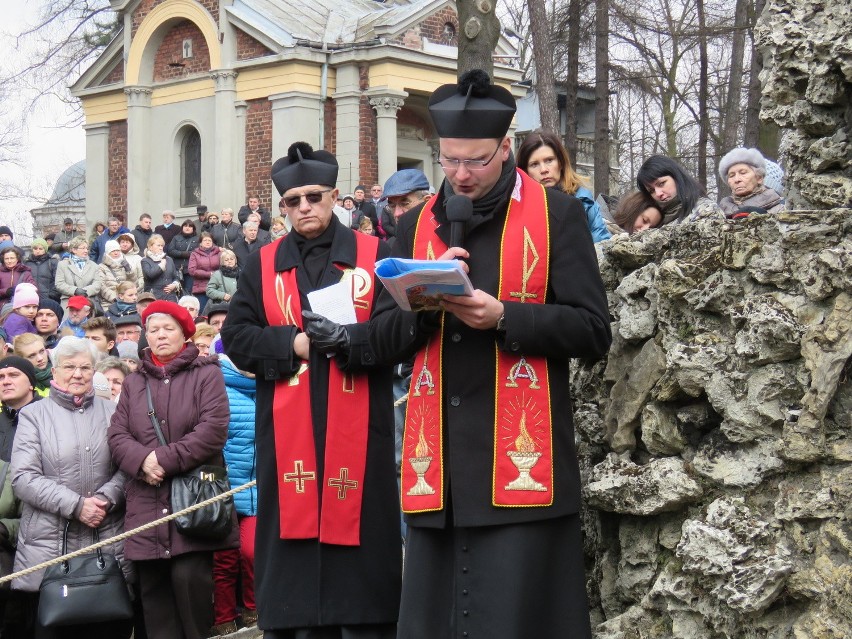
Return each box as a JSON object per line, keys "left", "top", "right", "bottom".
{"left": 108, "top": 300, "right": 235, "bottom": 639}
{"left": 10, "top": 336, "right": 132, "bottom": 638}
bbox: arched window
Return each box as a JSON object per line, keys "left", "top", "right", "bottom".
{"left": 180, "top": 127, "right": 201, "bottom": 207}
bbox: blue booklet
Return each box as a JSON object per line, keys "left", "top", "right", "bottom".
{"left": 375, "top": 257, "right": 474, "bottom": 311}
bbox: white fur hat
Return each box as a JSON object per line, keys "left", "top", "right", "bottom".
{"left": 719, "top": 147, "right": 766, "bottom": 180}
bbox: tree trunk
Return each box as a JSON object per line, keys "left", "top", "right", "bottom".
{"left": 456, "top": 0, "right": 503, "bottom": 77}
{"left": 528, "top": 0, "right": 560, "bottom": 134}
{"left": 594, "top": 0, "right": 610, "bottom": 197}
{"left": 721, "top": 0, "right": 749, "bottom": 156}
{"left": 697, "top": 0, "right": 709, "bottom": 189}
{"left": 743, "top": 0, "right": 780, "bottom": 157}
{"left": 564, "top": 0, "right": 582, "bottom": 166}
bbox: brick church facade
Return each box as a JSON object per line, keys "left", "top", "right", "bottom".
{"left": 73, "top": 0, "right": 522, "bottom": 226}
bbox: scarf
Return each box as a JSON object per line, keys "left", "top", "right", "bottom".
{"left": 49, "top": 380, "right": 94, "bottom": 409}
{"left": 113, "top": 300, "right": 136, "bottom": 315}
{"left": 292, "top": 221, "right": 337, "bottom": 289}
{"left": 147, "top": 250, "right": 165, "bottom": 261}
{"left": 659, "top": 195, "right": 684, "bottom": 226}
{"left": 71, "top": 255, "right": 88, "bottom": 270}
{"left": 220, "top": 265, "right": 241, "bottom": 279}
{"left": 34, "top": 366, "right": 52, "bottom": 389}
{"left": 441, "top": 150, "right": 518, "bottom": 221}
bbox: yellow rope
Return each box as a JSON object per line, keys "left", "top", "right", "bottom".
{"left": 0, "top": 479, "right": 257, "bottom": 586}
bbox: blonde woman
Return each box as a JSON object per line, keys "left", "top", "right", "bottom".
{"left": 205, "top": 249, "right": 240, "bottom": 304}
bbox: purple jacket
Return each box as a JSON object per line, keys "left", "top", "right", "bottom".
{"left": 2, "top": 312, "right": 37, "bottom": 340}
{"left": 187, "top": 246, "right": 221, "bottom": 294}
{"left": 107, "top": 343, "right": 237, "bottom": 560}
{"left": 0, "top": 262, "right": 35, "bottom": 307}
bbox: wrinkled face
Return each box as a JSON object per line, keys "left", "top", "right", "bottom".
{"left": 193, "top": 335, "right": 213, "bottom": 356}
{"left": 146, "top": 314, "right": 186, "bottom": 361}
{"left": 116, "top": 324, "right": 142, "bottom": 343}
{"left": 31, "top": 245, "right": 46, "bottom": 256}
{"left": 103, "top": 368, "right": 126, "bottom": 400}
{"left": 371, "top": 185, "right": 382, "bottom": 199}
{"left": 439, "top": 137, "right": 510, "bottom": 202}
{"left": 248, "top": 212, "right": 261, "bottom": 224}
{"left": 3, "top": 250, "right": 18, "bottom": 268}
{"left": 249, "top": 197, "right": 260, "bottom": 210}
{"left": 0, "top": 366, "right": 32, "bottom": 404}
{"left": 209, "top": 314, "right": 226, "bottom": 333}
{"left": 223, "top": 253, "right": 237, "bottom": 268}
{"left": 645, "top": 175, "right": 677, "bottom": 202}
{"left": 85, "top": 329, "right": 114, "bottom": 353}
{"left": 633, "top": 207, "right": 663, "bottom": 233}
{"left": 109, "top": 249, "right": 122, "bottom": 260}
{"left": 726, "top": 163, "right": 763, "bottom": 197}
{"left": 222, "top": 211, "right": 233, "bottom": 224}
{"left": 181, "top": 304, "right": 199, "bottom": 319}
{"left": 200, "top": 237, "right": 213, "bottom": 249}
{"left": 53, "top": 353, "right": 95, "bottom": 397}
{"left": 108, "top": 220, "right": 120, "bottom": 234}
{"left": 121, "top": 357, "right": 139, "bottom": 372}
{"left": 387, "top": 193, "right": 423, "bottom": 220}
{"left": 16, "top": 304, "right": 38, "bottom": 321}
{"left": 282, "top": 185, "right": 337, "bottom": 239}
{"left": 140, "top": 217, "right": 152, "bottom": 230}
{"left": 524, "top": 145, "right": 562, "bottom": 188}
{"left": 208, "top": 215, "right": 219, "bottom": 226}
{"left": 162, "top": 214, "right": 174, "bottom": 225}
{"left": 119, "top": 238, "right": 133, "bottom": 252}
{"left": 245, "top": 226, "right": 259, "bottom": 241}
{"left": 35, "top": 309, "right": 59, "bottom": 334}
{"left": 17, "top": 340, "right": 49, "bottom": 370}
{"left": 67, "top": 306, "right": 91, "bottom": 324}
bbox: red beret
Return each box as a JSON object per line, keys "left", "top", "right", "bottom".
{"left": 141, "top": 300, "right": 196, "bottom": 338}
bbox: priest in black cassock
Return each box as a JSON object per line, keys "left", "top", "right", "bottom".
{"left": 369, "top": 71, "right": 612, "bottom": 638}
{"left": 221, "top": 143, "right": 400, "bottom": 639}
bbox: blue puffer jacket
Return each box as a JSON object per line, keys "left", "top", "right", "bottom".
{"left": 221, "top": 356, "right": 258, "bottom": 516}
{"left": 575, "top": 186, "right": 612, "bottom": 243}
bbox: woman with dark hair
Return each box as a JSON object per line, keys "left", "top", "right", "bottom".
{"left": 517, "top": 130, "right": 611, "bottom": 242}
{"left": 636, "top": 155, "right": 723, "bottom": 225}
{"left": 611, "top": 191, "right": 664, "bottom": 234}
{"left": 168, "top": 219, "right": 200, "bottom": 295}
{"left": 0, "top": 247, "right": 35, "bottom": 308}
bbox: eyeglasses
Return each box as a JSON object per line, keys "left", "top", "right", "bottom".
{"left": 58, "top": 364, "right": 94, "bottom": 375}
{"left": 438, "top": 144, "right": 502, "bottom": 172}
{"left": 282, "top": 189, "right": 333, "bottom": 208}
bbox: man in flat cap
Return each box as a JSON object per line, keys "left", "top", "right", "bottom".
{"left": 369, "top": 70, "right": 612, "bottom": 638}
{"left": 221, "top": 142, "right": 400, "bottom": 638}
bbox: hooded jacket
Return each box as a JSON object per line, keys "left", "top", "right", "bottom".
{"left": 24, "top": 252, "right": 58, "bottom": 301}
{"left": 220, "top": 356, "right": 257, "bottom": 516}
{"left": 97, "top": 252, "right": 144, "bottom": 304}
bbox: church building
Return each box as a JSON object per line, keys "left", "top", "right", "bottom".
{"left": 72, "top": 0, "right": 522, "bottom": 226}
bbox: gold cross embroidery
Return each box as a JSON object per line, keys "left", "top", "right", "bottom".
{"left": 328, "top": 468, "right": 359, "bottom": 499}
{"left": 510, "top": 228, "right": 539, "bottom": 303}
{"left": 282, "top": 460, "right": 315, "bottom": 493}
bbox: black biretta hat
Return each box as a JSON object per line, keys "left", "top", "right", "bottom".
{"left": 428, "top": 70, "right": 516, "bottom": 139}
{"left": 271, "top": 142, "right": 338, "bottom": 196}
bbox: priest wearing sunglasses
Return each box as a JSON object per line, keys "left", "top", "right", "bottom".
{"left": 221, "top": 143, "right": 400, "bottom": 638}
{"left": 369, "top": 70, "right": 612, "bottom": 638}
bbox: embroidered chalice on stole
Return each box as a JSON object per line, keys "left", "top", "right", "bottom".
{"left": 407, "top": 418, "right": 435, "bottom": 496}
{"left": 505, "top": 410, "right": 547, "bottom": 492}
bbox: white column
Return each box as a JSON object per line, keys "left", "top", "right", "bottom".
{"left": 211, "top": 70, "right": 239, "bottom": 211}
{"left": 83, "top": 123, "right": 110, "bottom": 228}
{"left": 234, "top": 100, "right": 249, "bottom": 208}
{"left": 125, "top": 86, "right": 152, "bottom": 216}
{"left": 368, "top": 89, "right": 407, "bottom": 184}
{"left": 332, "top": 64, "right": 362, "bottom": 193}
{"left": 270, "top": 91, "right": 321, "bottom": 159}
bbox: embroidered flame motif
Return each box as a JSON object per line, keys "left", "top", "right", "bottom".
{"left": 415, "top": 418, "right": 430, "bottom": 457}
{"left": 514, "top": 410, "right": 537, "bottom": 453}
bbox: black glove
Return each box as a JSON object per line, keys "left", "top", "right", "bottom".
{"left": 302, "top": 310, "right": 350, "bottom": 355}
{"left": 74, "top": 288, "right": 87, "bottom": 296}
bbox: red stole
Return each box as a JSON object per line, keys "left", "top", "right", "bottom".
{"left": 259, "top": 232, "right": 379, "bottom": 545}
{"left": 401, "top": 169, "right": 554, "bottom": 513}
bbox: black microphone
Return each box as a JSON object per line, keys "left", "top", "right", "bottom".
{"left": 445, "top": 195, "right": 473, "bottom": 249}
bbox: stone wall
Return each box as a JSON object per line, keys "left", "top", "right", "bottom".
{"left": 576, "top": 211, "right": 851, "bottom": 638}
{"left": 756, "top": 0, "right": 852, "bottom": 209}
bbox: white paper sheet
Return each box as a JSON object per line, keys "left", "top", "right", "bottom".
{"left": 307, "top": 281, "right": 357, "bottom": 325}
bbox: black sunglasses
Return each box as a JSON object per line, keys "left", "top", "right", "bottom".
{"left": 282, "top": 189, "right": 332, "bottom": 208}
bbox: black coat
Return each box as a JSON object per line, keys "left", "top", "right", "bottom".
{"left": 221, "top": 220, "right": 401, "bottom": 630}
{"left": 23, "top": 254, "right": 58, "bottom": 301}
{"left": 154, "top": 223, "right": 181, "bottom": 246}
{"left": 369, "top": 183, "right": 612, "bottom": 530}
{"left": 131, "top": 226, "right": 153, "bottom": 254}
{"left": 210, "top": 222, "right": 242, "bottom": 250}
{"left": 232, "top": 232, "right": 270, "bottom": 267}
{"left": 141, "top": 255, "right": 179, "bottom": 302}
{"left": 237, "top": 205, "right": 271, "bottom": 231}
{"left": 167, "top": 232, "right": 200, "bottom": 273}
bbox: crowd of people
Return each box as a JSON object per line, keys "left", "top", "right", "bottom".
{"left": 0, "top": 67, "right": 791, "bottom": 639}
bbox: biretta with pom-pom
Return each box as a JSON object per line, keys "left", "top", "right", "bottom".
{"left": 428, "top": 69, "right": 516, "bottom": 139}
{"left": 271, "top": 142, "right": 339, "bottom": 195}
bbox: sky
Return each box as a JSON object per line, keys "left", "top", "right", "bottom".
{"left": 0, "top": 3, "right": 87, "bottom": 241}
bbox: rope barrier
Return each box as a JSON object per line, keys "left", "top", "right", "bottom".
{"left": 0, "top": 479, "right": 257, "bottom": 586}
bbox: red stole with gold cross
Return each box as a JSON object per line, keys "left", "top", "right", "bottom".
{"left": 401, "top": 170, "right": 554, "bottom": 513}
{"left": 259, "top": 232, "right": 379, "bottom": 545}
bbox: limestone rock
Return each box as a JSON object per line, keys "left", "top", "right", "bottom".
{"left": 615, "top": 263, "right": 658, "bottom": 342}
{"left": 775, "top": 465, "right": 852, "bottom": 521}
{"left": 640, "top": 402, "right": 685, "bottom": 456}
{"left": 692, "top": 435, "right": 786, "bottom": 488}
{"left": 585, "top": 455, "right": 703, "bottom": 515}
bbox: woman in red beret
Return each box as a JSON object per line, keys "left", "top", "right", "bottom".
{"left": 108, "top": 300, "right": 237, "bottom": 639}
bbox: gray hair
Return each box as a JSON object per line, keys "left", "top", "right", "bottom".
{"left": 68, "top": 235, "right": 88, "bottom": 251}
{"left": 242, "top": 221, "right": 259, "bottom": 231}
{"left": 51, "top": 336, "right": 99, "bottom": 368}
{"left": 178, "top": 295, "right": 200, "bottom": 310}
{"left": 96, "top": 356, "right": 131, "bottom": 377}
{"left": 107, "top": 216, "right": 120, "bottom": 224}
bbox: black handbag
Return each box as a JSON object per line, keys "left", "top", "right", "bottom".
{"left": 145, "top": 382, "right": 235, "bottom": 540}
{"left": 38, "top": 521, "right": 132, "bottom": 627}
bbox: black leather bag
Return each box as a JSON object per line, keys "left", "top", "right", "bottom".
{"left": 38, "top": 522, "right": 132, "bottom": 627}
{"left": 145, "top": 382, "right": 234, "bottom": 540}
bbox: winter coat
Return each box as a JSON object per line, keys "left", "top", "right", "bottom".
{"left": 141, "top": 254, "right": 179, "bottom": 302}
{"left": 49, "top": 228, "right": 79, "bottom": 257}
{"left": 0, "top": 261, "right": 35, "bottom": 307}
{"left": 90, "top": 226, "right": 130, "bottom": 264}
{"left": 117, "top": 233, "right": 144, "bottom": 274}
{"left": 107, "top": 343, "right": 237, "bottom": 561}
{"left": 220, "top": 357, "right": 257, "bottom": 516}
{"left": 11, "top": 389, "right": 130, "bottom": 591}
{"left": 154, "top": 223, "right": 181, "bottom": 247}
{"left": 24, "top": 253, "right": 58, "bottom": 301}
{"left": 167, "top": 232, "right": 199, "bottom": 273}
{"left": 0, "top": 313, "right": 37, "bottom": 340}
{"left": 1, "top": 395, "right": 40, "bottom": 463}
{"left": 210, "top": 222, "right": 242, "bottom": 250}
{"left": 97, "top": 252, "right": 144, "bottom": 305}
{"left": 54, "top": 257, "right": 101, "bottom": 310}
{"left": 574, "top": 186, "right": 612, "bottom": 243}
{"left": 205, "top": 268, "right": 239, "bottom": 303}
{"left": 232, "top": 234, "right": 270, "bottom": 267}
{"left": 131, "top": 225, "right": 154, "bottom": 254}
{"left": 719, "top": 187, "right": 785, "bottom": 216}
{"left": 0, "top": 460, "right": 22, "bottom": 550}
{"left": 237, "top": 205, "right": 271, "bottom": 230}
{"left": 187, "top": 246, "right": 221, "bottom": 294}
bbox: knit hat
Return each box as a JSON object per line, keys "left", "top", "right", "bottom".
{"left": 13, "top": 283, "right": 39, "bottom": 309}
{"left": 104, "top": 240, "right": 122, "bottom": 255}
{"left": 141, "top": 300, "right": 196, "bottom": 338}
{"left": 763, "top": 159, "right": 785, "bottom": 195}
{"left": 0, "top": 355, "right": 37, "bottom": 389}
{"left": 718, "top": 147, "right": 766, "bottom": 180}
{"left": 38, "top": 297, "right": 64, "bottom": 322}
{"left": 92, "top": 371, "right": 112, "bottom": 400}
{"left": 117, "top": 340, "right": 139, "bottom": 360}
{"left": 0, "top": 226, "right": 12, "bottom": 239}
{"left": 354, "top": 185, "right": 366, "bottom": 192}
{"left": 428, "top": 69, "right": 516, "bottom": 139}
{"left": 31, "top": 238, "right": 49, "bottom": 251}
